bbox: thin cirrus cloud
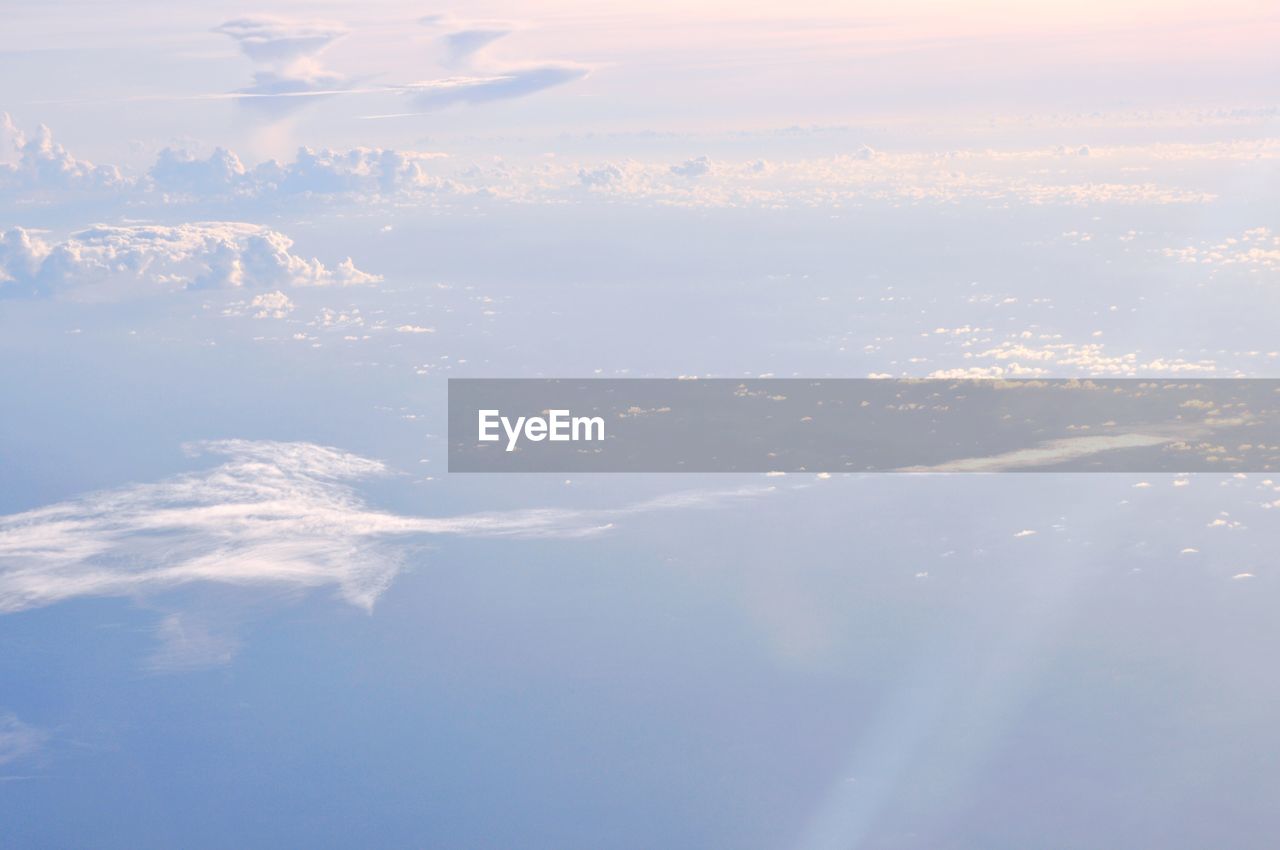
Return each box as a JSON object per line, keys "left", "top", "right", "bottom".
{"left": 0, "top": 439, "right": 768, "bottom": 617}
{"left": 0, "top": 222, "right": 379, "bottom": 298}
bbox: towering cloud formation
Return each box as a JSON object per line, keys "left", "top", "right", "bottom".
{"left": 0, "top": 113, "right": 122, "bottom": 194}
{"left": 214, "top": 16, "right": 352, "bottom": 113}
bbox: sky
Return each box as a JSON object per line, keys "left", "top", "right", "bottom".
{"left": 2, "top": 2, "right": 1280, "bottom": 848}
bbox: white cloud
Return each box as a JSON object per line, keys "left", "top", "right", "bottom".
{"left": 215, "top": 17, "right": 348, "bottom": 66}
{"left": 148, "top": 144, "right": 454, "bottom": 200}
{"left": 148, "top": 147, "right": 249, "bottom": 198}
{"left": 0, "top": 222, "right": 379, "bottom": 297}
{"left": 0, "top": 440, "right": 768, "bottom": 616}
{"left": 214, "top": 17, "right": 352, "bottom": 114}
{"left": 249, "top": 290, "right": 294, "bottom": 318}
{"left": 1, "top": 115, "right": 1245, "bottom": 211}
{"left": 0, "top": 113, "right": 122, "bottom": 195}
{"left": 1163, "top": 228, "right": 1280, "bottom": 273}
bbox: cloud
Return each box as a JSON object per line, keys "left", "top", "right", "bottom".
{"left": 214, "top": 17, "right": 352, "bottom": 115}
{"left": 248, "top": 290, "right": 294, "bottom": 318}
{"left": 214, "top": 17, "right": 348, "bottom": 66}
{"left": 1163, "top": 227, "right": 1280, "bottom": 273}
{"left": 205, "top": 15, "right": 588, "bottom": 117}
{"left": 900, "top": 433, "right": 1180, "bottom": 473}
{"left": 441, "top": 25, "right": 516, "bottom": 68}
{"left": 0, "top": 222, "right": 379, "bottom": 297}
{"left": 150, "top": 144, "right": 453, "bottom": 200}
{"left": 147, "top": 613, "right": 239, "bottom": 672}
{"left": 0, "top": 113, "right": 122, "bottom": 195}
{"left": 0, "top": 713, "right": 45, "bottom": 767}
{"left": 3, "top": 115, "right": 1238, "bottom": 212}
{"left": 578, "top": 163, "right": 625, "bottom": 187}
{"left": 405, "top": 66, "right": 588, "bottom": 110}
{"left": 670, "top": 156, "right": 713, "bottom": 179}
{"left": 149, "top": 146, "right": 249, "bottom": 198}
{"left": 0, "top": 440, "right": 767, "bottom": 617}
{"left": 406, "top": 18, "right": 589, "bottom": 111}
{"left": 260, "top": 146, "right": 451, "bottom": 195}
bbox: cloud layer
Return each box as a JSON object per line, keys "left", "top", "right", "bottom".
{"left": 6, "top": 115, "right": 1264, "bottom": 212}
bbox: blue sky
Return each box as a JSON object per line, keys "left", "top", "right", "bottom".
{"left": 2, "top": 2, "right": 1280, "bottom": 848}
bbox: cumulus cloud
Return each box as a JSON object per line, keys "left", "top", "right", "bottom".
{"left": 249, "top": 290, "right": 294, "bottom": 318}
{"left": 0, "top": 113, "right": 122, "bottom": 195}
{"left": 578, "top": 163, "right": 625, "bottom": 187}
{"left": 1163, "top": 227, "right": 1280, "bottom": 272}
{"left": 148, "top": 146, "right": 249, "bottom": 198}
{"left": 670, "top": 156, "right": 713, "bottom": 178}
{"left": 259, "top": 146, "right": 451, "bottom": 195}
{"left": 0, "top": 440, "right": 767, "bottom": 617}
{"left": 148, "top": 144, "right": 453, "bottom": 200}
{"left": 0, "top": 222, "right": 379, "bottom": 297}
{"left": 1, "top": 116, "right": 1237, "bottom": 211}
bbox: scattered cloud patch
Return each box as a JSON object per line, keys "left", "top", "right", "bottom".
{"left": 250, "top": 290, "right": 294, "bottom": 318}
{"left": 1163, "top": 228, "right": 1280, "bottom": 273}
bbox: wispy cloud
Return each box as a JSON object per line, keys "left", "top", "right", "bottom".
{"left": 386, "top": 16, "right": 589, "bottom": 115}
{"left": 0, "top": 712, "right": 46, "bottom": 767}
{"left": 0, "top": 440, "right": 767, "bottom": 616}
{"left": 202, "top": 14, "right": 589, "bottom": 118}
{"left": 899, "top": 433, "right": 1181, "bottom": 473}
